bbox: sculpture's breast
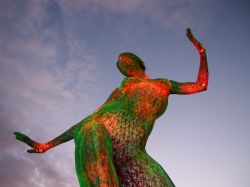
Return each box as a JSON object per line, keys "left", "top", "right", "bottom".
{"left": 122, "top": 78, "right": 170, "bottom": 118}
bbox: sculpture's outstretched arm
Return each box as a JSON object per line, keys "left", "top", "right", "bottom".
{"left": 14, "top": 122, "right": 81, "bottom": 153}
{"left": 170, "top": 28, "right": 209, "bottom": 95}
{"left": 14, "top": 88, "right": 122, "bottom": 153}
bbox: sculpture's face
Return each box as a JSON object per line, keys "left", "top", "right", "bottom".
{"left": 117, "top": 52, "right": 145, "bottom": 77}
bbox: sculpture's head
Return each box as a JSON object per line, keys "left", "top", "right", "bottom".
{"left": 117, "top": 52, "right": 146, "bottom": 78}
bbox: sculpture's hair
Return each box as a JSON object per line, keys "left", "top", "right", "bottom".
{"left": 120, "top": 52, "right": 146, "bottom": 71}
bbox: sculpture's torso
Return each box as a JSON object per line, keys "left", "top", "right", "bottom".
{"left": 96, "top": 78, "right": 170, "bottom": 155}
{"left": 86, "top": 78, "right": 174, "bottom": 186}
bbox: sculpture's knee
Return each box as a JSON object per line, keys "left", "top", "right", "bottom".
{"left": 83, "top": 123, "right": 112, "bottom": 154}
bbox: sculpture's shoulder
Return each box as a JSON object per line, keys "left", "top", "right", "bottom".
{"left": 110, "top": 88, "right": 123, "bottom": 100}
{"left": 153, "top": 78, "right": 171, "bottom": 86}
{"left": 119, "top": 77, "right": 171, "bottom": 88}
{"left": 119, "top": 77, "right": 140, "bottom": 89}
{"left": 118, "top": 77, "right": 172, "bottom": 95}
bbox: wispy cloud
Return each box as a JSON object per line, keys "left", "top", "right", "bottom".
{"left": 0, "top": 1, "right": 215, "bottom": 186}
{"left": 58, "top": 0, "right": 215, "bottom": 31}
{"left": 0, "top": 1, "right": 102, "bottom": 186}
{"left": 0, "top": 104, "right": 78, "bottom": 187}
{"left": 0, "top": 0, "right": 100, "bottom": 113}
{"left": 2, "top": 0, "right": 240, "bottom": 187}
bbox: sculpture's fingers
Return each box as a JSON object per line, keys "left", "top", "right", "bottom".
{"left": 14, "top": 131, "right": 29, "bottom": 142}
{"left": 27, "top": 149, "right": 37, "bottom": 153}
{"left": 14, "top": 131, "right": 35, "bottom": 147}
{"left": 186, "top": 28, "right": 191, "bottom": 34}
{"left": 186, "top": 28, "right": 194, "bottom": 40}
{"left": 185, "top": 29, "right": 205, "bottom": 53}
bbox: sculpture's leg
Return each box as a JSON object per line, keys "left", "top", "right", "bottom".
{"left": 117, "top": 150, "right": 175, "bottom": 187}
{"left": 139, "top": 151, "right": 175, "bottom": 187}
{"left": 74, "top": 122, "right": 119, "bottom": 187}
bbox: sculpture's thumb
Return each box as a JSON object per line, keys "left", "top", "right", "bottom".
{"left": 27, "top": 149, "right": 36, "bottom": 153}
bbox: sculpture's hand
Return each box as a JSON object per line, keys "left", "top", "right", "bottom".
{"left": 186, "top": 28, "right": 206, "bottom": 54}
{"left": 186, "top": 28, "right": 195, "bottom": 41}
{"left": 14, "top": 132, "right": 48, "bottom": 153}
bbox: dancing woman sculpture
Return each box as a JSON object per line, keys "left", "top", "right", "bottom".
{"left": 15, "top": 28, "right": 208, "bottom": 187}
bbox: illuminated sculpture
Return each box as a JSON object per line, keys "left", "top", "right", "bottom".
{"left": 15, "top": 28, "right": 208, "bottom": 187}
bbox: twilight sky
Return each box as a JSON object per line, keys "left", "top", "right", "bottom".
{"left": 0, "top": 0, "right": 249, "bottom": 187}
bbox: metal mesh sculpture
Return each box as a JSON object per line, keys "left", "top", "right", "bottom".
{"left": 15, "top": 28, "right": 208, "bottom": 187}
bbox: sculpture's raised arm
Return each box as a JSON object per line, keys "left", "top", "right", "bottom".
{"left": 169, "top": 28, "right": 209, "bottom": 95}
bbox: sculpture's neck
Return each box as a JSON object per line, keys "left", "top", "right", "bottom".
{"left": 129, "top": 69, "right": 150, "bottom": 79}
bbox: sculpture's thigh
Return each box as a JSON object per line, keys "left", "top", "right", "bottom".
{"left": 118, "top": 150, "right": 175, "bottom": 187}
{"left": 74, "top": 122, "right": 119, "bottom": 187}
{"left": 139, "top": 151, "right": 175, "bottom": 187}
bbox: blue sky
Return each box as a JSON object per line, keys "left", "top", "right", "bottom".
{"left": 0, "top": 0, "right": 249, "bottom": 186}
